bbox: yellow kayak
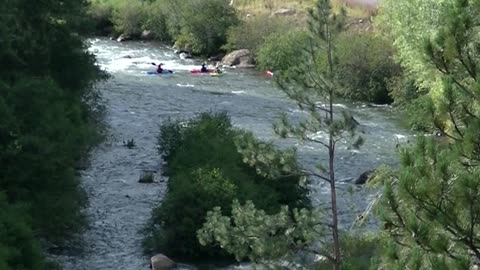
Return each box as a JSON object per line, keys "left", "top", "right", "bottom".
{"left": 210, "top": 72, "right": 225, "bottom": 77}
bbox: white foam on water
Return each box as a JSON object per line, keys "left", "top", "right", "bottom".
{"left": 176, "top": 83, "right": 195, "bottom": 88}
{"left": 232, "top": 90, "right": 245, "bottom": 94}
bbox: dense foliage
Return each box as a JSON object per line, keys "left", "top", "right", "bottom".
{"left": 256, "top": 30, "right": 311, "bottom": 72}
{"left": 144, "top": 112, "right": 309, "bottom": 261}
{"left": 89, "top": 0, "right": 239, "bottom": 55}
{"left": 375, "top": 0, "right": 480, "bottom": 269}
{"left": 0, "top": 0, "right": 103, "bottom": 268}
{"left": 257, "top": 24, "right": 403, "bottom": 105}
{"left": 336, "top": 31, "right": 402, "bottom": 104}
{"left": 224, "top": 16, "right": 294, "bottom": 57}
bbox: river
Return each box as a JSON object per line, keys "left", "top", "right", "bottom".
{"left": 54, "top": 38, "right": 412, "bottom": 270}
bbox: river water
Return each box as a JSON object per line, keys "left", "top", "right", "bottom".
{"left": 54, "top": 38, "right": 411, "bottom": 270}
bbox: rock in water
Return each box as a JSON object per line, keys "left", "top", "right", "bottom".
{"left": 179, "top": 52, "right": 192, "bottom": 60}
{"left": 221, "top": 49, "right": 254, "bottom": 68}
{"left": 354, "top": 169, "right": 374, "bottom": 185}
{"left": 116, "top": 34, "right": 132, "bottom": 42}
{"left": 141, "top": 30, "right": 153, "bottom": 40}
{"left": 151, "top": 254, "right": 175, "bottom": 270}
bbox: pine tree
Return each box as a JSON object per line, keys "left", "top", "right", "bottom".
{"left": 377, "top": 0, "right": 480, "bottom": 268}
{"left": 198, "top": 1, "right": 362, "bottom": 269}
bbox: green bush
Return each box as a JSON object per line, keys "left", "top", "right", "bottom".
{"left": 336, "top": 31, "right": 402, "bottom": 104}
{"left": 111, "top": 0, "right": 148, "bottom": 36}
{"left": 144, "top": 0, "right": 172, "bottom": 41}
{"left": 169, "top": 0, "right": 239, "bottom": 55}
{"left": 144, "top": 168, "right": 237, "bottom": 259}
{"left": 224, "top": 16, "right": 294, "bottom": 56}
{"left": 144, "top": 112, "right": 309, "bottom": 261}
{"left": 256, "top": 30, "right": 310, "bottom": 71}
{"left": 315, "top": 233, "right": 381, "bottom": 270}
{"left": 0, "top": 193, "right": 47, "bottom": 270}
{"left": 88, "top": 0, "right": 115, "bottom": 34}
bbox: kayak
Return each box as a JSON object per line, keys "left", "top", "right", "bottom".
{"left": 265, "top": 70, "right": 274, "bottom": 77}
{"left": 210, "top": 72, "right": 225, "bottom": 77}
{"left": 190, "top": 69, "right": 214, "bottom": 74}
{"left": 147, "top": 70, "right": 173, "bottom": 75}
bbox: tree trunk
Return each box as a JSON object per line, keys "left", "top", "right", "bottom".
{"left": 329, "top": 92, "right": 341, "bottom": 270}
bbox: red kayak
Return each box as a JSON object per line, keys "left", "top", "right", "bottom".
{"left": 191, "top": 69, "right": 214, "bottom": 74}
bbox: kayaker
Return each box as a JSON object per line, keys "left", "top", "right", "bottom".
{"left": 214, "top": 66, "right": 222, "bottom": 74}
{"left": 156, "top": 63, "right": 164, "bottom": 73}
{"left": 201, "top": 63, "right": 208, "bottom": 73}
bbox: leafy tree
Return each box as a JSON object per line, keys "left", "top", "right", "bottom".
{"left": 336, "top": 31, "right": 402, "bottom": 104}
{"left": 375, "top": 0, "right": 449, "bottom": 93}
{"left": 198, "top": 1, "right": 362, "bottom": 269}
{"left": 224, "top": 16, "right": 294, "bottom": 56}
{"left": 168, "top": 0, "right": 239, "bottom": 55}
{"left": 376, "top": 0, "right": 480, "bottom": 268}
{"left": 256, "top": 30, "right": 310, "bottom": 72}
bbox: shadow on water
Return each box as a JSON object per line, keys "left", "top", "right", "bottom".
{"left": 53, "top": 38, "right": 412, "bottom": 270}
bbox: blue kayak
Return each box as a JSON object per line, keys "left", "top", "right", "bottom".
{"left": 147, "top": 70, "right": 173, "bottom": 75}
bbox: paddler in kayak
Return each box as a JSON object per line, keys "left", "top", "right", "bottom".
{"left": 213, "top": 62, "right": 222, "bottom": 74}
{"left": 200, "top": 63, "right": 208, "bottom": 73}
{"left": 156, "top": 63, "right": 165, "bottom": 73}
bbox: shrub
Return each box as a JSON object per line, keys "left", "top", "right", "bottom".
{"left": 143, "top": 0, "right": 172, "bottom": 41}
{"left": 144, "top": 168, "right": 237, "bottom": 258}
{"left": 224, "top": 16, "right": 294, "bottom": 56}
{"left": 0, "top": 193, "right": 47, "bottom": 270}
{"left": 111, "top": 0, "right": 148, "bottom": 36}
{"left": 336, "top": 31, "right": 402, "bottom": 104}
{"left": 171, "top": 0, "right": 240, "bottom": 55}
{"left": 256, "top": 30, "right": 310, "bottom": 71}
{"left": 88, "top": 0, "right": 115, "bottom": 34}
{"left": 144, "top": 112, "right": 309, "bottom": 261}
{"left": 139, "top": 171, "right": 154, "bottom": 183}
{"left": 316, "top": 233, "right": 381, "bottom": 270}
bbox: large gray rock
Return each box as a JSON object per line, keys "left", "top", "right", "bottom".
{"left": 221, "top": 49, "right": 254, "bottom": 68}
{"left": 150, "top": 254, "right": 175, "bottom": 270}
{"left": 272, "top": 8, "right": 296, "bottom": 16}
{"left": 354, "top": 169, "right": 374, "bottom": 185}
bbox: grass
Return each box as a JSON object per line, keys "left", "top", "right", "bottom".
{"left": 233, "top": 0, "right": 377, "bottom": 19}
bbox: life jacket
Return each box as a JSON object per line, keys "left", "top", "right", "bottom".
{"left": 157, "top": 65, "right": 163, "bottom": 73}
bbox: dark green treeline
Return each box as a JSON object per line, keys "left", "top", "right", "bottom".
{"left": 0, "top": 0, "right": 104, "bottom": 269}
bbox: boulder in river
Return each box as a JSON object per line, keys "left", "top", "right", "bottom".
{"left": 179, "top": 52, "right": 192, "bottom": 60}
{"left": 221, "top": 49, "right": 254, "bottom": 68}
{"left": 354, "top": 169, "right": 374, "bottom": 185}
{"left": 141, "top": 30, "right": 153, "bottom": 40}
{"left": 117, "top": 34, "right": 132, "bottom": 42}
{"left": 150, "top": 254, "right": 175, "bottom": 270}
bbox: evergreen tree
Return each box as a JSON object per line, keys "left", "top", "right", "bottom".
{"left": 198, "top": 1, "right": 362, "bottom": 269}
{"left": 376, "top": 0, "right": 480, "bottom": 268}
